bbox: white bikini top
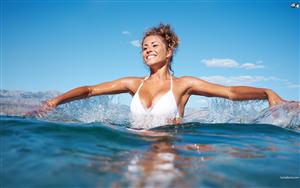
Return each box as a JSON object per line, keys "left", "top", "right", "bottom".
{"left": 130, "top": 76, "right": 180, "bottom": 129}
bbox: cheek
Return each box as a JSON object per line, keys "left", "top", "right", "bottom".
{"left": 142, "top": 52, "right": 147, "bottom": 58}
{"left": 156, "top": 47, "right": 165, "bottom": 54}
{"left": 160, "top": 49, "right": 168, "bottom": 57}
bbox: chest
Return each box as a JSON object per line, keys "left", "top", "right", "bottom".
{"left": 138, "top": 81, "right": 172, "bottom": 109}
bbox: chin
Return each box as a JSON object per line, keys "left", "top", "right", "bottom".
{"left": 146, "top": 62, "right": 160, "bottom": 68}
{"left": 144, "top": 59, "right": 155, "bottom": 65}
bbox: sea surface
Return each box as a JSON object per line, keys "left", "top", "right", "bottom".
{"left": 1, "top": 91, "right": 300, "bottom": 188}
{"left": 1, "top": 115, "right": 300, "bottom": 188}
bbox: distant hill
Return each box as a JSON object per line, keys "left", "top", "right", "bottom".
{"left": 0, "top": 89, "right": 62, "bottom": 116}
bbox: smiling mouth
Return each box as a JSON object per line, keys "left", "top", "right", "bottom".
{"left": 146, "top": 54, "right": 157, "bottom": 60}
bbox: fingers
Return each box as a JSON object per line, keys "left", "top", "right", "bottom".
{"left": 268, "top": 97, "right": 288, "bottom": 107}
{"left": 289, "top": 101, "right": 300, "bottom": 109}
{"left": 25, "top": 101, "right": 55, "bottom": 118}
{"left": 25, "top": 109, "right": 46, "bottom": 118}
{"left": 270, "top": 100, "right": 300, "bottom": 111}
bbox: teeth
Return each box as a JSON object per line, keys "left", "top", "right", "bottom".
{"left": 147, "top": 55, "right": 156, "bottom": 59}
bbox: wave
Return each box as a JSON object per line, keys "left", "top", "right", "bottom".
{"left": 2, "top": 116, "right": 299, "bottom": 188}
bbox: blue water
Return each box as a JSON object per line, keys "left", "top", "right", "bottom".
{"left": 1, "top": 115, "right": 300, "bottom": 188}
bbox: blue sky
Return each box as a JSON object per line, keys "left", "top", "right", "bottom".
{"left": 2, "top": 0, "right": 299, "bottom": 106}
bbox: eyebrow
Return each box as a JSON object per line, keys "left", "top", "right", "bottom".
{"left": 143, "top": 41, "right": 159, "bottom": 47}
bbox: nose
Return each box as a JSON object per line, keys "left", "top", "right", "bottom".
{"left": 145, "top": 46, "right": 154, "bottom": 54}
{"left": 146, "top": 48, "right": 152, "bottom": 54}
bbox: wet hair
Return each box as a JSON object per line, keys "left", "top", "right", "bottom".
{"left": 142, "top": 23, "right": 180, "bottom": 75}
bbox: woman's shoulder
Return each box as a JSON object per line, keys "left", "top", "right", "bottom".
{"left": 172, "top": 76, "right": 208, "bottom": 90}
{"left": 120, "top": 76, "right": 145, "bottom": 83}
{"left": 118, "top": 76, "right": 145, "bottom": 88}
{"left": 173, "top": 76, "right": 205, "bottom": 83}
{"left": 120, "top": 76, "right": 144, "bottom": 80}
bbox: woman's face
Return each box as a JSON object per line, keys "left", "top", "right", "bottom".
{"left": 142, "top": 35, "right": 172, "bottom": 68}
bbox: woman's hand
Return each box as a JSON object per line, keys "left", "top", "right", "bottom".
{"left": 265, "top": 89, "right": 300, "bottom": 109}
{"left": 265, "top": 89, "right": 287, "bottom": 107}
{"left": 25, "top": 99, "right": 57, "bottom": 118}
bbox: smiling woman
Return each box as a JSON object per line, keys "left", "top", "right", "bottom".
{"left": 30, "top": 23, "right": 298, "bottom": 129}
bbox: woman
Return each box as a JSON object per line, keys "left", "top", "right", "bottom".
{"left": 35, "top": 24, "right": 288, "bottom": 128}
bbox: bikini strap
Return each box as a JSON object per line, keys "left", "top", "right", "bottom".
{"left": 136, "top": 76, "right": 149, "bottom": 93}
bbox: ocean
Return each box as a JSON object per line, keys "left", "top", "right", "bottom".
{"left": 1, "top": 90, "right": 300, "bottom": 188}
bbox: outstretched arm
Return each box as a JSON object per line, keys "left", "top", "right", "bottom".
{"left": 185, "top": 77, "right": 286, "bottom": 107}
{"left": 46, "top": 77, "right": 134, "bottom": 108}
{"left": 226, "top": 86, "right": 285, "bottom": 106}
{"left": 28, "top": 77, "right": 136, "bottom": 116}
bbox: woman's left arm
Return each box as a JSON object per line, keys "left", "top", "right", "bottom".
{"left": 227, "top": 86, "right": 286, "bottom": 107}
{"left": 185, "top": 76, "right": 286, "bottom": 107}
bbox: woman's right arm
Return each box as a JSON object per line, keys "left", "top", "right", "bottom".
{"left": 28, "top": 77, "right": 137, "bottom": 117}
{"left": 46, "top": 77, "right": 135, "bottom": 108}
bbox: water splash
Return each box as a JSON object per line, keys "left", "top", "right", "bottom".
{"left": 252, "top": 102, "right": 300, "bottom": 129}
{"left": 1, "top": 90, "right": 299, "bottom": 130}
{"left": 184, "top": 98, "right": 299, "bottom": 130}
{"left": 185, "top": 99, "right": 268, "bottom": 123}
{"left": 49, "top": 97, "right": 299, "bottom": 130}
{"left": 47, "top": 96, "right": 130, "bottom": 125}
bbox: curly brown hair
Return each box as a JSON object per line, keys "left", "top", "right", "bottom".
{"left": 142, "top": 24, "right": 180, "bottom": 74}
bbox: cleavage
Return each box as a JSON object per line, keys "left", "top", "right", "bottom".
{"left": 139, "top": 83, "right": 171, "bottom": 109}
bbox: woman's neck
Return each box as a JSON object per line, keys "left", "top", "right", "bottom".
{"left": 149, "top": 63, "right": 172, "bottom": 81}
